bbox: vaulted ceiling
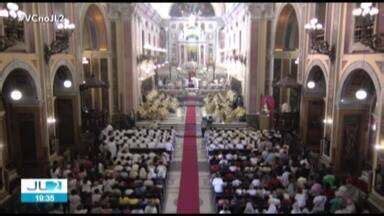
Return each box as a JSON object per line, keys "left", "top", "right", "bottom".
{"left": 150, "top": 3, "right": 230, "bottom": 19}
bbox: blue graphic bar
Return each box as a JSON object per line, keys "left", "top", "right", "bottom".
{"left": 21, "top": 193, "right": 68, "bottom": 203}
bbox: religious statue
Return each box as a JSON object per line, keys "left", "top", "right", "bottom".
{"left": 262, "top": 103, "right": 270, "bottom": 114}
{"left": 281, "top": 102, "right": 291, "bottom": 113}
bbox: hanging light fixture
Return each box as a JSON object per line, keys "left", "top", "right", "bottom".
{"left": 372, "top": 123, "right": 377, "bottom": 131}
{"left": 323, "top": 118, "right": 333, "bottom": 125}
{"left": 307, "top": 81, "right": 316, "bottom": 89}
{"left": 352, "top": 3, "right": 383, "bottom": 52}
{"left": 355, "top": 89, "right": 368, "bottom": 100}
{"left": 304, "top": 18, "right": 335, "bottom": 62}
{"left": 0, "top": 2, "right": 27, "bottom": 51}
{"left": 374, "top": 144, "right": 384, "bottom": 151}
{"left": 10, "top": 89, "right": 22, "bottom": 101}
{"left": 82, "top": 57, "right": 89, "bottom": 64}
{"left": 6, "top": 3, "right": 19, "bottom": 11}
{"left": 63, "top": 80, "right": 72, "bottom": 88}
{"left": 44, "top": 17, "right": 76, "bottom": 64}
{"left": 47, "top": 117, "right": 57, "bottom": 124}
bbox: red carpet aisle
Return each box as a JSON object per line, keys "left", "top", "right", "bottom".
{"left": 177, "top": 99, "right": 199, "bottom": 213}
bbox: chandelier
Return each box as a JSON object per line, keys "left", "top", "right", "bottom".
{"left": 44, "top": 17, "right": 75, "bottom": 64}
{"left": 352, "top": 3, "right": 383, "bottom": 52}
{"left": 304, "top": 18, "right": 335, "bottom": 62}
{"left": 0, "top": 3, "right": 27, "bottom": 51}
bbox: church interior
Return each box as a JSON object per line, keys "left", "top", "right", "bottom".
{"left": 0, "top": 2, "right": 383, "bottom": 214}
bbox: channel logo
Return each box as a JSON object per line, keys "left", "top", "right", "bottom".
{"left": 21, "top": 179, "right": 68, "bottom": 203}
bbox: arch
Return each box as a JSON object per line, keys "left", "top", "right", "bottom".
{"left": 0, "top": 60, "right": 42, "bottom": 101}
{"left": 151, "top": 3, "right": 225, "bottom": 18}
{"left": 50, "top": 59, "right": 78, "bottom": 93}
{"left": 305, "top": 59, "right": 329, "bottom": 83}
{"left": 79, "top": 3, "right": 109, "bottom": 51}
{"left": 336, "top": 61, "right": 381, "bottom": 107}
{"left": 274, "top": 4, "right": 300, "bottom": 50}
{"left": 2, "top": 69, "right": 38, "bottom": 104}
{"left": 274, "top": 3, "right": 302, "bottom": 30}
{"left": 52, "top": 65, "right": 75, "bottom": 96}
{"left": 169, "top": 3, "right": 215, "bottom": 17}
{"left": 335, "top": 61, "right": 381, "bottom": 177}
{"left": 304, "top": 59, "right": 329, "bottom": 96}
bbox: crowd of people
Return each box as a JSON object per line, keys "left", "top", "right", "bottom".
{"left": 44, "top": 125, "right": 176, "bottom": 214}
{"left": 99, "top": 125, "right": 176, "bottom": 159}
{"left": 204, "top": 128, "right": 367, "bottom": 214}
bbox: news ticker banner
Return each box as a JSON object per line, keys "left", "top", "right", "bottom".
{"left": 21, "top": 179, "right": 67, "bottom": 203}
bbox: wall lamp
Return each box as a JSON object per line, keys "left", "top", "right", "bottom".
{"left": 44, "top": 17, "right": 75, "bottom": 64}
{"left": 0, "top": 3, "right": 26, "bottom": 51}
{"left": 352, "top": 3, "right": 383, "bottom": 52}
{"left": 305, "top": 18, "right": 336, "bottom": 62}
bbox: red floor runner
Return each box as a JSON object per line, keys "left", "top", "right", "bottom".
{"left": 177, "top": 105, "right": 199, "bottom": 213}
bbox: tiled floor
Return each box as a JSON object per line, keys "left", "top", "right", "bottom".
{"left": 163, "top": 105, "right": 215, "bottom": 213}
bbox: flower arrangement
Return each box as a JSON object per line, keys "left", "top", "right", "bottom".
{"left": 203, "top": 90, "right": 246, "bottom": 122}
{"left": 136, "top": 90, "right": 180, "bottom": 121}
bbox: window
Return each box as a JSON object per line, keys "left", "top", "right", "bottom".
{"left": 353, "top": 3, "right": 376, "bottom": 43}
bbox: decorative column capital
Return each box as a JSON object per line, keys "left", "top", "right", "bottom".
{"left": 248, "top": 3, "right": 274, "bottom": 20}
{"left": 108, "top": 3, "right": 136, "bottom": 21}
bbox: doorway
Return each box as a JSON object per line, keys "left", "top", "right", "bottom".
{"left": 54, "top": 98, "right": 75, "bottom": 154}
{"left": 53, "top": 65, "right": 78, "bottom": 155}
{"left": 2, "top": 68, "right": 42, "bottom": 177}
{"left": 306, "top": 99, "right": 325, "bottom": 153}
{"left": 337, "top": 68, "right": 378, "bottom": 176}
{"left": 6, "top": 105, "right": 40, "bottom": 177}
{"left": 340, "top": 113, "right": 365, "bottom": 176}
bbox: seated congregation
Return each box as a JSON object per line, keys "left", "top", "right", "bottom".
{"left": 46, "top": 125, "right": 176, "bottom": 214}
{"left": 205, "top": 128, "right": 365, "bottom": 214}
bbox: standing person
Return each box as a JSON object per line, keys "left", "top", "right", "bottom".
{"left": 207, "top": 116, "right": 214, "bottom": 129}
{"left": 128, "top": 110, "right": 136, "bottom": 128}
{"left": 201, "top": 117, "right": 207, "bottom": 137}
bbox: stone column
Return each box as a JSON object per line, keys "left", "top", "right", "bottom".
{"left": 34, "top": 3, "right": 50, "bottom": 174}
{"left": 122, "top": 8, "right": 138, "bottom": 112}
{"left": 329, "top": 3, "right": 346, "bottom": 165}
{"left": 245, "top": 4, "right": 271, "bottom": 127}
{"left": 113, "top": 9, "right": 125, "bottom": 113}
{"left": 0, "top": 108, "right": 8, "bottom": 191}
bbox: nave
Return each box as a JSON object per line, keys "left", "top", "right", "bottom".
{"left": 0, "top": 2, "right": 383, "bottom": 214}
{"left": 5, "top": 95, "right": 374, "bottom": 214}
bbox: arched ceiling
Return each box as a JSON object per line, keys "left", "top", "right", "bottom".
{"left": 275, "top": 4, "right": 299, "bottom": 51}
{"left": 82, "top": 4, "right": 108, "bottom": 51}
{"left": 169, "top": 3, "right": 215, "bottom": 17}
{"left": 150, "top": 3, "right": 229, "bottom": 19}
